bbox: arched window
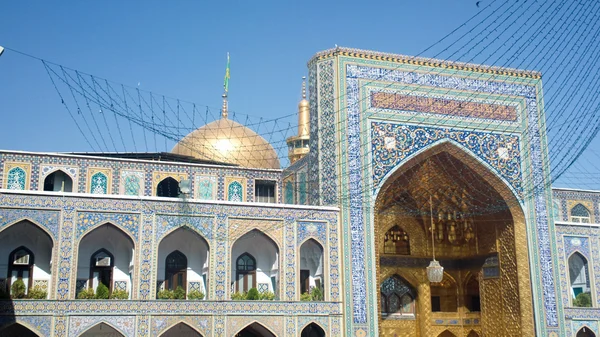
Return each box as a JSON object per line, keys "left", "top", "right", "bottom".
{"left": 7, "top": 167, "right": 26, "bottom": 190}
{"left": 165, "top": 250, "right": 187, "bottom": 291}
{"left": 157, "top": 177, "right": 180, "bottom": 198}
{"left": 236, "top": 253, "right": 256, "bottom": 293}
{"left": 577, "top": 327, "right": 597, "bottom": 337}
{"left": 89, "top": 248, "right": 114, "bottom": 292}
{"left": 160, "top": 322, "right": 204, "bottom": 337}
{"left": 7, "top": 246, "right": 34, "bottom": 295}
{"left": 380, "top": 275, "right": 415, "bottom": 317}
{"left": 571, "top": 204, "right": 591, "bottom": 223}
{"left": 383, "top": 225, "right": 410, "bottom": 255}
{"left": 90, "top": 172, "right": 108, "bottom": 194}
{"left": 464, "top": 275, "right": 480, "bottom": 312}
{"left": 569, "top": 252, "right": 592, "bottom": 306}
{"left": 43, "top": 170, "right": 73, "bottom": 192}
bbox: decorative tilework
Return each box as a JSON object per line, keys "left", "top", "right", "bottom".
{"left": 76, "top": 212, "right": 140, "bottom": 240}
{"left": 571, "top": 320, "right": 598, "bottom": 336}
{"left": 228, "top": 180, "right": 243, "bottom": 202}
{"left": 88, "top": 169, "right": 110, "bottom": 194}
{"left": 195, "top": 175, "right": 217, "bottom": 200}
{"left": 370, "top": 122, "right": 523, "bottom": 197}
{"left": 40, "top": 165, "right": 78, "bottom": 189}
{"left": 258, "top": 283, "right": 269, "bottom": 293}
{"left": 298, "top": 172, "right": 307, "bottom": 205}
{"left": 297, "top": 221, "right": 326, "bottom": 246}
{"left": 564, "top": 236, "right": 590, "bottom": 258}
{"left": 188, "top": 281, "right": 202, "bottom": 293}
{"left": 227, "top": 317, "right": 284, "bottom": 337}
{"left": 33, "top": 280, "right": 48, "bottom": 292}
{"left": 114, "top": 280, "right": 127, "bottom": 292}
{"left": 120, "top": 170, "right": 144, "bottom": 196}
{"left": 284, "top": 179, "right": 294, "bottom": 204}
{"left": 152, "top": 172, "right": 188, "bottom": 197}
{"left": 0, "top": 208, "right": 59, "bottom": 242}
{"left": 6, "top": 167, "right": 26, "bottom": 190}
{"left": 68, "top": 315, "right": 136, "bottom": 337}
{"left": 155, "top": 214, "right": 213, "bottom": 241}
{"left": 318, "top": 60, "right": 338, "bottom": 206}
{"left": 0, "top": 316, "right": 51, "bottom": 337}
{"left": 152, "top": 316, "right": 210, "bottom": 337}
{"left": 370, "top": 90, "right": 519, "bottom": 122}
{"left": 298, "top": 317, "right": 329, "bottom": 334}
{"left": 285, "top": 217, "right": 296, "bottom": 301}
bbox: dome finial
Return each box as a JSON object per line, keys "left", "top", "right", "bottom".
{"left": 221, "top": 93, "right": 228, "bottom": 119}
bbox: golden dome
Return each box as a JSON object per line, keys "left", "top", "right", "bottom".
{"left": 171, "top": 118, "right": 281, "bottom": 169}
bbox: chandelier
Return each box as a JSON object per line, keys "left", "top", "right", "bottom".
{"left": 429, "top": 207, "right": 476, "bottom": 245}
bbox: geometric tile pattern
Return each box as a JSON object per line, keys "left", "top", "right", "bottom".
{"left": 0, "top": 208, "right": 60, "bottom": 241}
{"left": 297, "top": 221, "right": 326, "bottom": 246}
{"left": 370, "top": 121, "right": 522, "bottom": 197}
{"left": 68, "top": 315, "right": 136, "bottom": 337}
{"left": 114, "top": 281, "right": 127, "bottom": 292}
{"left": 0, "top": 315, "right": 52, "bottom": 337}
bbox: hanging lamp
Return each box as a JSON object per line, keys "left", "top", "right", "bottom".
{"left": 426, "top": 159, "right": 444, "bottom": 283}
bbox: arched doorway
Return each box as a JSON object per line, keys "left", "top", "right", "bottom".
{"left": 157, "top": 228, "right": 209, "bottom": 299}
{"left": 79, "top": 322, "right": 125, "bottom": 336}
{"left": 0, "top": 220, "right": 53, "bottom": 299}
{"left": 160, "top": 322, "right": 204, "bottom": 337}
{"left": 76, "top": 224, "right": 134, "bottom": 299}
{"left": 374, "top": 143, "right": 533, "bottom": 336}
{"left": 235, "top": 322, "right": 276, "bottom": 337}
{"left": 0, "top": 323, "right": 40, "bottom": 337}
{"left": 301, "top": 323, "right": 326, "bottom": 337}
{"left": 299, "top": 239, "right": 324, "bottom": 299}
{"left": 231, "top": 230, "right": 279, "bottom": 298}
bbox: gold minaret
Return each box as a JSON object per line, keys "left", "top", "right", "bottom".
{"left": 286, "top": 77, "right": 310, "bottom": 164}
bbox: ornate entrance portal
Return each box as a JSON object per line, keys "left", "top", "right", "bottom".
{"left": 375, "top": 144, "right": 534, "bottom": 337}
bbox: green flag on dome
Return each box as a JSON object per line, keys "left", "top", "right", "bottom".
{"left": 224, "top": 53, "right": 230, "bottom": 93}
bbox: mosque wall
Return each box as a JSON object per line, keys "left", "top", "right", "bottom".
{"left": 0, "top": 151, "right": 342, "bottom": 337}
{"left": 308, "top": 47, "right": 562, "bottom": 336}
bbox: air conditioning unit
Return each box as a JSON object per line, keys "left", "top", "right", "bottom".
{"left": 13, "top": 254, "right": 29, "bottom": 265}
{"left": 95, "top": 256, "right": 111, "bottom": 267}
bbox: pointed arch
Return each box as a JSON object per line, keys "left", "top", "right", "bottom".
{"left": 0, "top": 217, "right": 56, "bottom": 243}
{"left": 380, "top": 274, "right": 416, "bottom": 317}
{"left": 76, "top": 223, "right": 135, "bottom": 298}
{"left": 1, "top": 220, "right": 54, "bottom": 297}
{"left": 437, "top": 330, "right": 458, "bottom": 337}
{"left": 231, "top": 229, "right": 280, "bottom": 296}
{"left": 78, "top": 322, "right": 126, "bottom": 337}
{"left": 383, "top": 225, "right": 410, "bottom": 255}
{"left": 300, "top": 322, "right": 326, "bottom": 337}
{"left": 0, "top": 322, "right": 43, "bottom": 337}
{"left": 576, "top": 326, "right": 597, "bottom": 337}
{"left": 466, "top": 330, "right": 480, "bottom": 337}
{"left": 157, "top": 227, "right": 210, "bottom": 298}
{"left": 430, "top": 272, "right": 458, "bottom": 312}
{"left": 43, "top": 169, "right": 73, "bottom": 192}
{"left": 571, "top": 203, "right": 591, "bottom": 223}
{"left": 569, "top": 251, "right": 592, "bottom": 306}
{"left": 159, "top": 321, "right": 204, "bottom": 337}
{"left": 157, "top": 177, "right": 180, "bottom": 198}
{"left": 233, "top": 321, "right": 277, "bottom": 337}
{"left": 299, "top": 238, "right": 325, "bottom": 299}
{"left": 374, "top": 139, "right": 522, "bottom": 205}
{"left": 464, "top": 273, "right": 481, "bottom": 312}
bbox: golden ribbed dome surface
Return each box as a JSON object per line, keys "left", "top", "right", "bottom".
{"left": 171, "top": 118, "right": 281, "bottom": 169}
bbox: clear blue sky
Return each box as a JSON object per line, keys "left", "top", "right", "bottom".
{"left": 0, "top": 0, "right": 597, "bottom": 188}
